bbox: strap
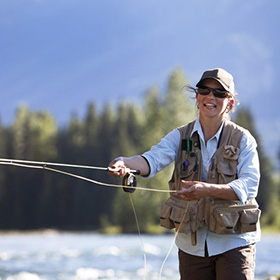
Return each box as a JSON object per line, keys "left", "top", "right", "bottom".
{"left": 176, "top": 121, "right": 196, "bottom": 166}
{"left": 191, "top": 231, "right": 197, "bottom": 246}
{"left": 218, "top": 119, "right": 244, "bottom": 149}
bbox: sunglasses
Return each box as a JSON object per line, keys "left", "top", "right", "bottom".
{"left": 196, "top": 86, "right": 230, "bottom": 99}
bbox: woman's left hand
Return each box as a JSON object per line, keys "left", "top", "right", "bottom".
{"left": 175, "top": 181, "right": 212, "bottom": 200}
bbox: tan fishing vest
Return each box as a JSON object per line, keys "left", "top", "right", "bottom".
{"left": 160, "top": 119, "right": 261, "bottom": 245}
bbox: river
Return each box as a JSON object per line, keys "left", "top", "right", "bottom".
{"left": 0, "top": 232, "right": 279, "bottom": 279}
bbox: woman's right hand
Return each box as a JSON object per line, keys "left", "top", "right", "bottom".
{"left": 107, "top": 155, "right": 149, "bottom": 177}
{"left": 107, "top": 157, "right": 128, "bottom": 177}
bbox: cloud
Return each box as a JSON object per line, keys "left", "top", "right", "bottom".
{"left": 229, "top": 33, "right": 274, "bottom": 94}
{"left": 230, "top": 33, "right": 271, "bottom": 59}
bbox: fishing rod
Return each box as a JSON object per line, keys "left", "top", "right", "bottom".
{"left": 0, "top": 157, "right": 175, "bottom": 193}
{"left": 0, "top": 157, "right": 139, "bottom": 174}
{"left": 0, "top": 157, "right": 140, "bottom": 193}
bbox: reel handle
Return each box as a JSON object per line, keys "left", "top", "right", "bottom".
{"left": 107, "top": 167, "right": 140, "bottom": 175}
{"left": 130, "top": 169, "right": 140, "bottom": 175}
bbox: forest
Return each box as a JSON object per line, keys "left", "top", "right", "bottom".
{"left": 0, "top": 68, "right": 279, "bottom": 233}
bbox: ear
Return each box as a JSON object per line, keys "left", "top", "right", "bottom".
{"left": 226, "top": 99, "right": 234, "bottom": 114}
{"left": 227, "top": 98, "right": 234, "bottom": 106}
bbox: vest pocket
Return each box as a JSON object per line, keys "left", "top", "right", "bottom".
{"left": 239, "top": 208, "right": 261, "bottom": 233}
{"left": 210, "top": 207, "right": 240, "bottom": 234}
{"left": 160, "top": 204, "right": 174, "bottom": 229}
{"left": 216, "top": 161, "right": 237, "bottom": 184}
{"left": 170, "top": 207, "right": 190, "bottom": 233}
{"left": 208, "top": 201, "right": 261, "bottom": 234}
{"left": 180, "top": 161, "right": 196, "bottom": 180}
{"left": 159, "top": 203, "right": 191, "bottom": 233}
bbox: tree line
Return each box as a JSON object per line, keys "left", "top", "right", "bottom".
{"left": 0, "top": 68, "right": 279, "bottom": 232}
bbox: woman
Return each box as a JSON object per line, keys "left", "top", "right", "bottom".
{"left": 108, "top": 68, "right": 261, "bottom": 280}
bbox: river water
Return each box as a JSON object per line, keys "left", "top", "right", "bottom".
{"left": 0, "top": 232, "right": 279, "bottom": 280}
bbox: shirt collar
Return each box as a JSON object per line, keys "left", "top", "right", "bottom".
{"left": 191, "top": 117, "right": 225, "bottom": 144}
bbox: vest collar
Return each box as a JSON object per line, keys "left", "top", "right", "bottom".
{"left": 191, "top": 117, "right": 225, "bottom": 145}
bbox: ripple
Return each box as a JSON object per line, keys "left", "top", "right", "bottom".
{"left": 6, "top": 272, "right": 42, "bottom": 280}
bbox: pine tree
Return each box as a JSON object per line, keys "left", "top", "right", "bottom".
{"left": 234, "top": 107, "right": 275, "bottom": 214}
{"left": 111, "top": 69, "right": 196, "bottom": 233}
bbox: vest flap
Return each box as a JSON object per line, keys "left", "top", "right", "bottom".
{"left": 240, "top": 208, "right": 261, "bottom": 223}
{"left": 170, "top": 207, "right": 190, "bottom": 223}
{"left": 216, "top": 161, "right": 236, "bottom": 176}
{"left": 160, "top": 204, "right": 172, "bottom": 218}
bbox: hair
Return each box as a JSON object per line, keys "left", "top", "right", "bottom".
{"left": 185, "top": 85, "right": 239, "bottom": 119}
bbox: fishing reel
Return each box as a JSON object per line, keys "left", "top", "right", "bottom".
{"left": 107, "top": 167, "right": 140, "bottom": 193}
{"left": 122, "top": 170, "right": 140, "bottom": 193}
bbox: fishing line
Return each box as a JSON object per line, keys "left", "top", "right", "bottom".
{"left": 129, "top": 194, "right": 147, "bottom": 280}
{"left": 159, "top": 210, "right": 188, "bottom": 280}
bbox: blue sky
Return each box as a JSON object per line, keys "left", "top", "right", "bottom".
{"left": 1, "top": 0, "right": 279, "bottom": 163}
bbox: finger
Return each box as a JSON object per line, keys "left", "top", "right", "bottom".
{"left": 110, "top": 157, "right": 124, "bottom": 168}
{"left": 175, "top": 187, "right": 191, "bottom": 195}
{"left": 107, "top": 166, "right": 121, "bottom": 173}
{"left": 107, "top": 168, "right": 125, "bottom": 178}
{"left": 181, "top": 180, "right": 194, "bottom": 186}
{"left": 174, "top": 192, "right": 194, "bottom": 200}
{"left": 107, "top": 158, "right": 126, "bottom": 177}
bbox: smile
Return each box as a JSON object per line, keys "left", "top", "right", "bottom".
{"left": 204, "top": 103, "right": 216, "bottom": 108}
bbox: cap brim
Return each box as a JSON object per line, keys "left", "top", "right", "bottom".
{"left": 196, "top": 78, "right": 229, "bottom": 91}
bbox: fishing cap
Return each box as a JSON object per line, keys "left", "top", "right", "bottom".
{"left": 196, "top": 68, "right": 235, "bottom": 93}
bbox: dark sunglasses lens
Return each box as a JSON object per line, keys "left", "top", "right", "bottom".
{"left": 197, "top": 88, "right": 210, "bottom": 95}
{"left": 213, "top": 89, "right": 228, "bottom": 98}
{"left": 197, "top": 87, "right": 228, "bottom": 98}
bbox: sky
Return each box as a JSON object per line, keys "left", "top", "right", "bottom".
{"left": 0, "top": 0, "right": 279, "bottom": 164}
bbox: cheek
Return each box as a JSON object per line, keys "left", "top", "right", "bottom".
{"left": 196, "top": 94, "right": 202, "bottom": 103}
{"left": 218, "top": 98, "right": 227, "bottom": 106}
{"left": 220, "top": 100, "right": 229, "bottom": 110}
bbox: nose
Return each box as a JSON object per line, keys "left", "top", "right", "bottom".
{"left": 207, "top": 91, "right": 215, "bottom": 98}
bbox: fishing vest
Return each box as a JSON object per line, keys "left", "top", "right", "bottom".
{"left": 160, "top": 119, "right": 261, "bottom": 245}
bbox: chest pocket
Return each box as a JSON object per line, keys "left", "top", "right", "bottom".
{"left": 216, "top": 161, "right": 238, "bottom": 184}
{"left": 180, "top": 158, "right": 197, "bottom": 180}
{"left": 214, "top": 145, "right": 240, "bottom": 184}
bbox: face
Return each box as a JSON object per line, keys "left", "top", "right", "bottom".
{"left": 196, "top": 79, "right": 229, "bottom": 121}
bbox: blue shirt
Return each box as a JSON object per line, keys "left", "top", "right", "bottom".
{"left": 142, "top": 117, "right": 261, "bottom": 257}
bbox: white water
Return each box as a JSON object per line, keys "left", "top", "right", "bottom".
{"left": 0, "top": 232, "right": 279, "bottom": 279}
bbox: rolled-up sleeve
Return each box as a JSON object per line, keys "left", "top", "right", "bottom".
{"left": 142, "top": 129, "right": 180, "bottom": 178}
{"left": 228, "top": 130, "right": 260, "bottom": 203}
